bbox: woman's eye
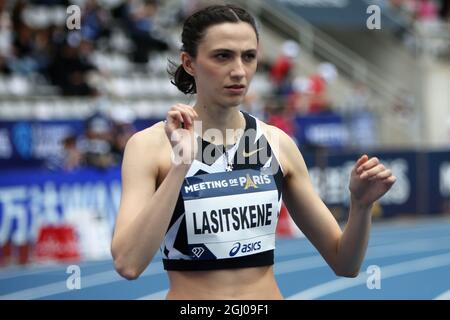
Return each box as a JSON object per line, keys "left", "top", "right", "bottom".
{"left": 244, "top": 54, "right": 256, "bottom": 61}
{"left": 216, "top": 53, "right": 229, "bottom": 60}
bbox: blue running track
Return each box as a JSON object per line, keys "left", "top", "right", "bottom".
{"left": 1, "top": 217, "right": 450, "bottom": 300}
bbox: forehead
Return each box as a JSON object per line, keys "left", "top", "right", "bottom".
{"left": 199, "top": 22, "right": 258, "bottom": 52}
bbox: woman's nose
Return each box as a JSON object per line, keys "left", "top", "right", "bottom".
{"left": 230, "top": 59, "right": 245, "bottom": 78}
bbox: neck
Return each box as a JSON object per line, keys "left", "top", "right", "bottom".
{"left": 193, "top": 103, "right": 245, "bottom": 146}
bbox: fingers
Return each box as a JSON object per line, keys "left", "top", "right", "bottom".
{"left": 355, "top": 154, "right": 368, "bottom": 169}
{"left": 360, "top": 163, "right": 384, "bottom": 179}
{"left": 367, "top": 168, "right": 390, "bottom": 180}
{"left": 172, "top": 104, "right": 196, "bottom": 128}
{"left": 166, "top": 104, "right": 198, "bottom": 130}
{"left": 381, "top": 175, "right": 397, "bottom": 185}
{"left": 356, "top": 156, "right": 379, "bottom": 175}
{"left": 356, "top": 156, "right": 397, "bottom": 184}
{"left": 167, "top": 110, "right": 184, "bottom": 126}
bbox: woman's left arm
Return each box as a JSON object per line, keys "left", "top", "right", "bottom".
{"left": 273, "top": 127, "right": 396, "bottom": 277}
{"left": 334, "top": 154, "right": 396, "bottom": 276}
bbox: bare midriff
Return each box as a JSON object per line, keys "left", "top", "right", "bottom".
{"left": 166, "top": 265, "right": 283, "bottom": 300}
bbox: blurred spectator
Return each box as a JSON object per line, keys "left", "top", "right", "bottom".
{"left": 114, "top": 0, "right": 169, "bottom": 64}
{"left": 81, "top": 0, "right": 112, "bottom": 43}
{"left": 304, "top": 62, "right": 338, "bottom": 114}
{"left": 79, "top": 113, "right": 116, "bottom": 169}
{"left": 62, "top": 133, "right": 84, "bottom": 171}
{"left": 415, "top": 0, "right": 439, "bottom": 21}
{"left": 269, "top": 40, "right": 300, "bottom": 96}
{"left": 396, "top": 0, "right": 450, "bottom": 24}
{"left": 48, "top": 33, "right": 98, "bottom": 96}
{"left": 289, "top": 76, "right": 310, "bottom": 115}
{"left": 0, "top": 0, "right": 13, "bottom": 73}
{"left": 110, "top": 106, "right": 136, "bottom": 161}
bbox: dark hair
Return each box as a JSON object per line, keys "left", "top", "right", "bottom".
{"left": 168, "top": 4, "right": 259, "bottom": 95}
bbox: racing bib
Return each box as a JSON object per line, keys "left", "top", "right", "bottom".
{"left": 182, "top": 169, "right": 279, "bottom": 260}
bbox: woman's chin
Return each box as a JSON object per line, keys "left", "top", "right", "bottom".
{"left": 222, "top": 96, "right": 245, "bottom": 107}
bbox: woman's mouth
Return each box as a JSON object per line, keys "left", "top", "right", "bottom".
{"left": 224, "top": 85, "right": 246, "bottom": 95}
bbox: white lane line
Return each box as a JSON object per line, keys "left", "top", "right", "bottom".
{"left": 367, "top": 235, "right": 450, "bottom": 256}
{"left": 287, "top": 252, "right": 450, "bottom": 300}
{"left": 0, "top": 261, "right": 164, "bottom": 300}
{"left": 0, "top": 260, "right": 111, "bottom": 280}
{"left": 276, "top": 233, "right": 450, "bottom": 259}
{"left": 275, "top": 256, "right": 325, "bottom": 275}
{"left": 434, "top": 290, "right": 450, "bottom": 300}
{"left": 276, "top": 223, "right": 450, "bottom": 257}
{"left": 370, "top": 219, "right": 450, "bottom": 233}
{"left": 276, "top": 244, "right": 315, "bottom": 258}
{"left": 137, "top": 289, "right": 169, "bottom": 300}
{"left": 275, "top": 235, "right": 450, "bottom": 276}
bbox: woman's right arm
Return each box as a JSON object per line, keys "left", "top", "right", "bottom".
{"left": 111, "top": 105, "right": 197, "bottom": 280}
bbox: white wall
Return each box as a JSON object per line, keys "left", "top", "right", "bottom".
{"left": 423, "top": 60, "right": 450, "bottom": 147}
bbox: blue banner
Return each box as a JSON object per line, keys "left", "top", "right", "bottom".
{"left": 302, "top": 150, "right": 418, "bottom": 218}
{"left": 0, "top": 166, "right": 121, "bottom": 245}
{"left": 427, "top": 151, "right": 450, "bottom": 214}
{"left": 295, "top": 113, "right": 349, "bottom": 148}
{"left": 0, "top": 119, "right": 161, "bottom": 168}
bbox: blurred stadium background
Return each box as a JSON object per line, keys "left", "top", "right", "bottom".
{"left": 1, "top": 0, "right": 450, "bottom": 299}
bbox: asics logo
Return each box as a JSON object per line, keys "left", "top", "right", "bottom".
{"left": 229, "top": 242, "right": 241, "bottom": 257}
{"left": 229, "top": 241, "right": 262, "bottom": 257}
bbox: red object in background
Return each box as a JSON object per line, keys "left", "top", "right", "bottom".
{"left": 270, "top": 56, "right": 293, "bottom": 85}
{"left": 0, "top": 242, "right": 31, "bottom": 266}
{"left": 307, "top": 74, "right": 327, "bottom": 113}
{"left": 17, "top": 243, "right": 31, "bottom": 265}
{"left": 35, "top": 225, "right": 80, "bottom": 263}
{"left": 276, "top": 203, "right": 296, "bottom": 238}
{"left": 267, "top": 114, "right": 295, "bottom": 137}
{"left": 416, "top": 0, "right": 438, "bottom": 20}
{"left": 309, "top": 74, "right": 326, "bottom": 94}
{"left": 0, "top": 242, "right": 12, "bottom": 267}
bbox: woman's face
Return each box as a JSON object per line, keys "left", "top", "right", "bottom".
{"left": 188, "top": 22, "right": 258, "bottom": 109}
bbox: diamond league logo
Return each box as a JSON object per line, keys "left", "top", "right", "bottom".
{"left": 192, "top": 247, "right": 205, "bottom": 258}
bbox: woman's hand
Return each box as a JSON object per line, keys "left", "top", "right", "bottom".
{"left": 164, "top": 104, "right": 199, "bottom": 166}
{"left": 349, "top": 155, "right": 396, "bottom": 208}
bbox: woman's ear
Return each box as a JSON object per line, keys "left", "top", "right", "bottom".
{"left": 181, "top": 52, "right": 195, "bottom": 77}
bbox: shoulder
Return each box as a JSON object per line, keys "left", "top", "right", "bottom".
{"left": 123, "top": 121, "right": 170, "bottom": 165}
{"left": 257, "top": 119, "right": 293, "bottom": 145}
{"left": 125, "top": 121, "right": 168, "bottom": 151}
{"left": 256, "top": 119, "right": 301, "bottom": 178}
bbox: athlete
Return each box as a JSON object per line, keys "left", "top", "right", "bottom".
{"left": 111, "top": 4, "right": 396, "bottom": 300}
